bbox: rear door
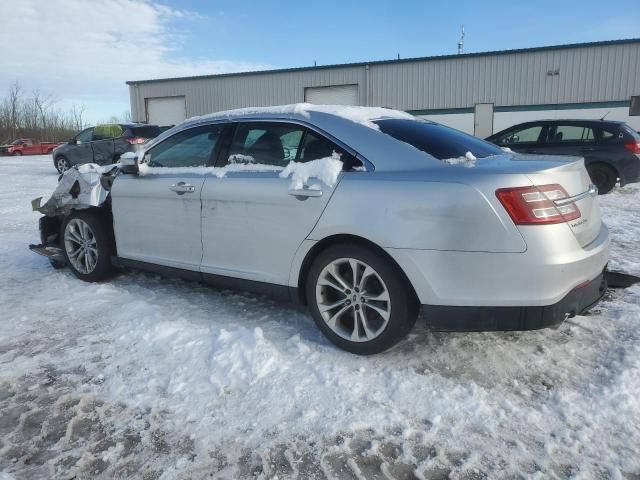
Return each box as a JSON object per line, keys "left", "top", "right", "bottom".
{"left": 111, "top": 124, "right": 223, "bottom": 270}
{"left": 200, "top": 122, "right": 348, "bottom": 285}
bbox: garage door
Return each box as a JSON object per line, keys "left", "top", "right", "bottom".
{"left": 147, "top": 96, "right": 187, "bottom": 127}
{"left": 304, "top": 85, "right": 359, "bottom": 105}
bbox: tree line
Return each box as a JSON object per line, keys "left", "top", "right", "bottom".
{"left": 0, "top": 81, "right": 130, "bottom": 144}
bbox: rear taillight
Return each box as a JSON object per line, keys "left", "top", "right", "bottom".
{"left": 624, "top": 141, "right": 640, "bottom": 154}
{"left": 496, "top": 184, "right": 581, "bottom": 225}
{"left": 124, "top": 137, "right": 147, "bottom": 145}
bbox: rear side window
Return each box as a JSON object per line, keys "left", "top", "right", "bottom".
{"left": 128, "top": 126, "right": 161, "bottom": 139}
{"left": 93, "top": 124, "right": 123, "bottom": 141}
{"left": 375, "top": 119, "right": 503, "bottom": 160}
{"left": 227, "top": 123, "right": 304, "bottom": 166}
{"left": 546, "top": 125, "right": 594, "bottom": 143}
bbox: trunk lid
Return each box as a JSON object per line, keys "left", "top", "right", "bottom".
{"left": 474, "top": 153, "right": 601, "bottom": 247}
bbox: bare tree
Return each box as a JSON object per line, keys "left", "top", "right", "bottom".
{"left": 70, "top": 104, "right": 86, "bottom": 132}
{"left": 8, "top": 81, "right": 22, "bottom": 140}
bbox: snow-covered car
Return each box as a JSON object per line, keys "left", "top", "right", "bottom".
{"left": 29, "top": 104, "right": 609, "bottom": 354}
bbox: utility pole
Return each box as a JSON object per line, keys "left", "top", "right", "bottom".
{"left": 457, "top": 25, "right": 465, "bottom": 54}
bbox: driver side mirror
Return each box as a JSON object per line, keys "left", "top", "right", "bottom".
{"left": 119, "top": 152, "right": 139, "bottom": 174}
{"left": 69, "top": 138, "right": 77, "bottom": 145}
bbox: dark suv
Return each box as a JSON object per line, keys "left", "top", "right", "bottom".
{"left": 52, "top": 123, "right": 161, "bottom": 173}
{"left": 486, "top": 120, "right": 640, "bottom": 194}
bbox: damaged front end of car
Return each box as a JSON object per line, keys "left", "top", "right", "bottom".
{"left": 28, "top": 163, "right": 121, "bottom": 267}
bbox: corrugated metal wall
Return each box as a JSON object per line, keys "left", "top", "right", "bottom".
{"left": 128, "top": 41, "right": 640, "bottom": 122}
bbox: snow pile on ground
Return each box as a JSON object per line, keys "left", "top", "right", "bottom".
{"left": 279, "top": 153, "right": 344, "bottom": 189}
{"left": 442, "top": 151, "right": 477, "bottom": 167}
{"left": 1, "top": 156, "right": 640, "bottom": 479}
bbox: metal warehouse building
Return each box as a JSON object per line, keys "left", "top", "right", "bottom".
{"left": 127, "top": 39, "right": 640, "bottom": 136}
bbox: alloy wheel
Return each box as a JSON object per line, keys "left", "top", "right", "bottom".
{"left": 57, "top": 157, "right": 69, "bottom": 172}
{"left": 64, "top": 218, "right": 98, "bottom": 274}
{"left": 315, "top": 257, "right": 391, "bottom": 342}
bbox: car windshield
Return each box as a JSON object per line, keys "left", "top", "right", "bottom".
{"left": 375, "top": 118, "right": 504, "bottom": 160}
{"left": 10, "top": 140, "right": 24, "bottom": 145}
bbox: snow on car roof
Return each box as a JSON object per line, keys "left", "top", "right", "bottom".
{"left": 183, "top": 103, "right": 416, "bottom": 130}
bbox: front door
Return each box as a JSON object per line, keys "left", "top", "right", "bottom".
{"left": 200, "top": 122, "right": 347, "bottom": 285}
{"left": 68, "top": 127, "right": 94, "bottom": 164}
{"left": 111, "top": 124, "right": 223, "bottom": 270}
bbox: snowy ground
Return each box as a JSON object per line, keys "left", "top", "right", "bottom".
{"left": 1, "top": 155, "right": 639, "bottom": 480}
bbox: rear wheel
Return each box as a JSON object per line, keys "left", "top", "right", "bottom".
{"left": 587, "top": 163, "right": 617, "bottom": 195}
{"left": 55, "top": 156, "right": 70, "bottom": 173}
{"left": 62, "top": 211, "right": 115, "bottom": 282}
{"left": 306, "top": 243, "right": 418, "bottom": 355}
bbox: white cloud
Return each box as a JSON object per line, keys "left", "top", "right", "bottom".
{"left": 0, "top": 0, "right": 269, "bottom": 122}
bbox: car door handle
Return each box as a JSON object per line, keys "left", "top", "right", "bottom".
{"left": 288, "top": 185, "right": 323, "bottom": 198}
{"left": 170, "top": 182, "right": 195, "bottom": 195}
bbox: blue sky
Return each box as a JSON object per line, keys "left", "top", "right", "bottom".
{"left": 164, "top": 0, "right": 640, "bottom": 71}
{"left": 4, "top": 0, "right": 639, "bottom": 123}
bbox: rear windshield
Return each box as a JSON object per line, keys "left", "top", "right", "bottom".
{"left": 375, "top": 118, "right": 504, "bottom": 160}
{"left": 126, "top": 126, "right": 161, "bottom": 139}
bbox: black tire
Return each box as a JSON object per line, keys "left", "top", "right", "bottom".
{"left": 49, "top": 258, "right": 66, "bottom": 269}
{"left": 305, "top": 243, "right": 419, "bottom": 355}
{"left": 55, "top": 155, "right": 70, "bottom": 174}
{"left": 62, "top": 210, "right": 115, "bottom": 282}
{"left": 12, "top": 151, "right": 22, "bottom": 156}
{"left": 587, "top": 163, "right": 617, "bottom": 195}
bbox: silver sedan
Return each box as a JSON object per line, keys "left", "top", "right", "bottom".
{"left": 31, "top": 105, "right": 609, "bottom": 354}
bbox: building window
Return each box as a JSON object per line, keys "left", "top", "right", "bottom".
{"left": 630, "top": 96, "right": 640, "bottom": 116}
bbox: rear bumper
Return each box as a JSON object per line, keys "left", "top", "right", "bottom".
{"left": 422, "top": 269, "right": 607, "bottom": 331}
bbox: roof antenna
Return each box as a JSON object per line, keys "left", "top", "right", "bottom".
{"left": 397, "top": 52, "right": 400, "bottom": 60}
{"left": 313, "top": 59, "right": 317, "bottom": 66}
{"left": 457, "top": 25, "right": 465, "bottom": 54}
{"left": 600, "top": 111, "right": 610, "bottom": 120}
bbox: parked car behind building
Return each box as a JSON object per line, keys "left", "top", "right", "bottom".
{"left": 52, "top": 123, "right": 161, "bottom": 173}
{"left": 486, "top": 120, "right": 640, "bottom": 194}
{"left": 1, "top": 139, "right": 62, "bottom": 156}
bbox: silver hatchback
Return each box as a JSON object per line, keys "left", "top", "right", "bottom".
{"left": 31, "top": 105, "right": 609, "bottom": 354}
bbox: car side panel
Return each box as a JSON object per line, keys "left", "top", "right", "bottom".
{"left": 91, "top": 139, "right": 116, "bottom": 165}
{"left": 307, "top": 173, "right": 527, "bottom": 253}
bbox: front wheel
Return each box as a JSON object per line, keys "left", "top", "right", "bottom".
{"left": 587, "top": 163, "right": 617, "bottom": 195}
{"left": 55, "top": 156, "right": 70, "bottom": 173}
{"left": 12, "top": 151, "right": 22, "bottom": 156}
{"left": 306, "top": 243, "right": 418, "bottom": 355}
{"left": 62, "top": 211, "right": 115, "bottom": 282}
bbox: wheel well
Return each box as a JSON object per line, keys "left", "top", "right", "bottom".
{"left": 296, "top": 234, "right": 419, "bottom": 305}
{"left": 587, "top": 161, "right": 619, "bottom": 177}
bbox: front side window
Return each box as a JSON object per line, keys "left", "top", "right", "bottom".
{"left": 144, "top": 125, "right": 222, "bottom": 168}
{"left": 375, "top": 118, "right": 503, "bottom": 160}
{"left": 546, "top": 125, "right": 594, "bottom": 143}
{"left": 76, "top": 128, "right": 94, "bottom": 143}
{"left": 227, "top": 123, "right": 304, "bottom": 166}
{"left": 498, "top": 126, "right": 543, "bottom": 145}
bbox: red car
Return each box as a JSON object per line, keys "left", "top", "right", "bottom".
{"left": 0, "top": 139, "right": 62, "bottom": 156}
